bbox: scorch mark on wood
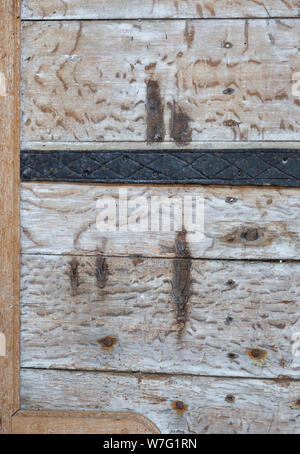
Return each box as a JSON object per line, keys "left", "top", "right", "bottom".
{"left": 69, "top": 258, "right": 79, "bottom": 295}
{"left": 95, "top": 257, "right": 108, "bottom": 289}
{"left": 184, "top": 21, "right": 195, "bottom": 49}
{"left": 172, "top": 400, "right": 188, "bottom": 415}
{"left": 21, "top": 20, "right": 300, "bottom": 143}
{"left": 146, "top": 80, "right": 165, "bottom": 142}
{"left": 170, "top": 102, "right": 192, "bottom": 143}
{"left": 246, "top": 348, "right": 268, "bottom": 361}
{"left": 20, "top": 255, "right": 300, "bottom": 378}
{"left": 220, "top": 226, "right": 274, "bottom": 248}
{"left": 172, "top": 231, "right": 192, "bottom": 333}
{"left": 97, "top": 336, "right": 118, "bottom": 351}
{"left": 20, "top": 369, "right": 300, "bottom": 434}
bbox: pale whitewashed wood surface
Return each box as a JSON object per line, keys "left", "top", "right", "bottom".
{"left": 21, "top": 369, "right": 300, "bottom": 434}
{"left": 21, "top": 183, "right": 300, "bottom": 259}
{"left": 21, "top": 141, "right": 300, "bottom": 151}
{"left": 21, "top": 255, "right": 300, "bottom": 378}
{"left": 19, "top": 5, "right": 300, "bottom": 433}
{"left": 21, "top": 20, "right": 300, "bottom": 144}
{"left": 21, "top": 0, "right": 300, "bottom": 20}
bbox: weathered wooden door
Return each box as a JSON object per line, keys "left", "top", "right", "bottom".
{"left": 1, "top": 1, "right": 300, "bottom": 434}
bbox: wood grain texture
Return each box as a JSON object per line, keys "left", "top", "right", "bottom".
{"left": 20, "top": 255, "right": 300, "bottom": 379}
{"left": 21, "top": 20, "right": 300, "bottom": 144}
{"left": 21, "top": 183, "right": 300, "bottom": 259}
{"left": 21, "top": 0, "right": 300, "bottom": 19}
{"left": 12, "top": 410, "right": 160, "bottom": 434}
{"left": 20, "top": 369, "right": 300, "bottom": 434}
{"left": 0, "top": 0, "right": 20, "bottom": 434}
{"left": 20, "top": 141, "right": 300, "bottom": 151}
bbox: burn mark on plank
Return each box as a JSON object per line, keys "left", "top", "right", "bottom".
{"left": 241, "top": 228, "right": 260, "bottom": 241}
{"left": 228, "top": 353, "right": 239, "bottom": 360}
{"left": 172, "top": 400, "right": 188, "bottom": 415}
{"left": 224, "top": 119, "right": 240, "bottom": 128}
{"left": 223, "top": 87, "right": 235, "bottom": 95}
{"left": 172, "top": 230, "right": 192, "bottom": 333}
{"left": 220, "top": 226, "right": 274, "bottom": 247}
{"left": 95, "top": 257, "right": 108, "bottom": 289}
{"left": 246, "top": 348, "right": 268, "bottom": 360}
{"left": 225, "top": 395, "right": 235, "bottom": 404}
{"left": 97, "top": 336, "right": 118, "bottom": 351}
{"left": 184, "top": 21, "right": 195, "bottom": 49}
{"left": 145, "top": 80, "right": 165, "bottom": 143}
{"left": 170, "top": 101, "right": 192, "bottom": 143}
{"left": 69, "top": 258, "right": 79, "bottom": 295}
{"left": 225, "top": 316, "right": 234, "bottom": 326}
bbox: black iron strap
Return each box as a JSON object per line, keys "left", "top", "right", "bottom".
{"left": 21, "top": 149, "right": 300, "bottom": 187}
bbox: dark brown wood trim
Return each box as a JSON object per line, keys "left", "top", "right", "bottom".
{"left": 11, "top": 410, "right": 160, "bottom": 434}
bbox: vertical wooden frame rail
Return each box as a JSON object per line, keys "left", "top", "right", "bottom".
{"left": 0, "top": 0, "right": 20, "bottom": 434}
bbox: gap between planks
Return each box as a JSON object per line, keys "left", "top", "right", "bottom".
{"left": 21, "top": 142, "right": 300, "bottom": 151}
{"left": 20, "top": 366, "right": 300, "bottom": 383}
{"left": 20, "top": 17, "right": 300, "bottom": 22}
{"left": 21, "top": 252, "right": 299, "bottom": 263}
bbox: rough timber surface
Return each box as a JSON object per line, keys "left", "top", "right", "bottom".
{"left": 20, "top": 369, "right": 300, "bottom": 434}
{"left": 21, "top": 254, "right": 300, "bottom": 378}
{"left": 21, "top": 0, "right": 300, "bottom": 20}
{"left": 21, "top": 183, "right": 300, "bottom": 260}
{"left": 20, "top": 3, "right": 300, "bottom": 435}
{"left": 21, "top": 19, "right": 300, "bottom": 144}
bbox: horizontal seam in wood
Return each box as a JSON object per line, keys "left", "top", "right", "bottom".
{"left": 21, "top": 17, "right": 300, "bottom": 22}
{"left": 20, "top": 253, "right": 300, "bottom": 263}
{"left": 20, "top": 366, "right": 300, "bottom": 383}
{"left": 20, "top": 141, "right": 300, "bottom": 147}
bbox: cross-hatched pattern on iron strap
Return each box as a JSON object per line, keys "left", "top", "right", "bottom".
{"left": 21, "top": 150, "right": 300, "bottom": 186}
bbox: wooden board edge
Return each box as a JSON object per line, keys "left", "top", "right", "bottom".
{"left": 0, "top": 0, "right": 21, "bottom": 434}
{"left": 19, "top": 0, "right": 300, "bottom": 20}
{"left": 11, "top": 410, "right": 161, "bottom": 434}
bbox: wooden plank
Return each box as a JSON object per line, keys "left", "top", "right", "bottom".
{"left": 21, "top": 255, "right": 300, "bottom": 378}
{"left": 21, "top": 0, "right": 300, "bottom": 20}
{"left": 20, "top": 369, "right": 300, "bottom": 434}
{"left": 19, "top": 141, "right": 300, "bottom": 151}
{"left": 11, "top": 410, "right": 160, "bottom": 434}
{"left": 21, "top": 20, "right": 300, "bottom": 144}
{"left": 0, "top": 0, "right": 20, "bottom": 434}
{"left": 21, "top": 183, "right": 300, "bottom": 259}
